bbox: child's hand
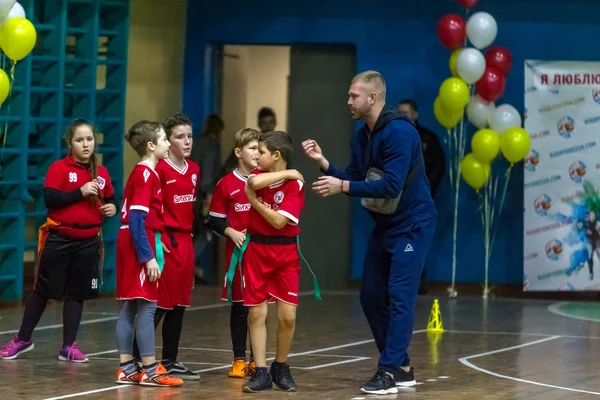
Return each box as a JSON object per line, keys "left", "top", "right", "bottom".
{"left": 145, "top": 259, "right": 161, "bottom": 282}
{"left": 80, "top": 181, "right": 99, "bottom": 197}
{"left": 161, "top": 241, "right": 171, "bottom": 253}
{"left": 286, "top": 169, "right": 304, "bottom": 182}
{"left": 99, "top": 203, "right": 116, "bottom": 217}
{"left": 227, "top": 228, "right": 247, "bottom": 248}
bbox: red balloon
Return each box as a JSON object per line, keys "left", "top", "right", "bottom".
{"left": 437, "top": 14, "right": 466, "bottom": 50}
{"left": 476, "top": 66, "right": 506, "bottom": 102}
{"left": 457, "top": 0, "right": 480, "bottom": 7}
{"left": 485, "top": 46, "right": 513, "bottom": 76}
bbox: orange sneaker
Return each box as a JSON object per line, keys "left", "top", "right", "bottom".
{"left": 115, "top": 366, "right": 142, "bottom": 385}
{"left": 139, "top": 363, "right": 184, "bottom": 387}
{"left": 247, "top": 361, "right": 257, "bottom": 377}
{"left": 229, "top": 359, "right": 247, "bottom": 378}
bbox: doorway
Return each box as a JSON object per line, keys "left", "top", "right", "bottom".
{"left": 216, "top": 43, "right": 357, "bottom": 292}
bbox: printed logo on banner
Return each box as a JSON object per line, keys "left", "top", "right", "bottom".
{"left": 557, "top": 116, "right": 575, "bottom": 138}
{"left": 593, "top": 88, "right": 600, "bottom": 104}
{"left": 534, "top": 194, "right": 552, "bottom": 216}
{"left": 568, "top": 161, "right": 587, "bottom": 183}
{"left": 524, "top": 149, "right": 540, "bottom": 172}
{"left": 558, "top": 282, "right": 575, "bottom": 291}
{"left": 524, "top": 107, "right": 529, "bottom": 120}
{"left": 545, "top": 239, "right": 563, "bottom": 261}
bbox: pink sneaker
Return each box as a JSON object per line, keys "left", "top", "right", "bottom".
{"left": 0, "top": 335, "right": 35, "bottom": 360}
{"left": 58, "top": 341, "right": 89, "bottom": 363}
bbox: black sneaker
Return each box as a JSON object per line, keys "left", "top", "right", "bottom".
{"left": 360, "top": 368, "right": 399, "bottom": 395}
{"left": 243, "top": 367, "right": 273, "bottom": 393}
{"left": 270, "top": 361, "right": 297, "bottom": 391}
{"left": 163, "top": 360, "right": 200, "bottom": 381}
{"left": 394, "top": 366, "right": 416, "bottom": 387}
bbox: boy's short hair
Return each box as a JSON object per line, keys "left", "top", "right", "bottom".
{"left": 125, "top": 120, "right": 162, "bottom": 157}
{"left": 234, "top": 128, "right": 260, "bottom": 150}
{"left": 163, "top": 113, "right": 192, "bottom": 139}
{"left": 257, "top": 107, "right": 276, "bottom": 121}
{"left": 260, "top": 131, "right": 293, "bottom": 163}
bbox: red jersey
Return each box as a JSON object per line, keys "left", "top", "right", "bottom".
{"left": 155, "top": 158, "right": 200, "bottom": 232}
{"left": 119, "top": 162, "right": 164, "bottom": 232}
{"left": 44, "top": 155, "right": 114, "bottom": 239}
{"left": 247, "top": 169, "right": 305, "bottom": 237}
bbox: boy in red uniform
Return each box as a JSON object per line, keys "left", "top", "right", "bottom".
{"left": 209, "top": 128, "right": 260, "bottom": 378}
{"left": 241, "top": 131, "right": 305, "bottom": 393}
{"left": 0, "top": 119, "right": 117, "bottom": 362}
{"left": 114, "top": 120, "right": 183, "bottom": 387}
{"left": 132, "top": 113, "right": 200, "bottom": 380}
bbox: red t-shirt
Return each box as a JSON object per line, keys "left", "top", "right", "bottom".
{"left": 155, "top": 158, "right": 200, "bottom": 232}
{"left": 44, "top": 155, "right": 114, "bottom": 239}
{"left": 119, "top": 162, "right": 164, "bottom": 233}
{"left": 247, "top": 169, "right": 305, "bottom": 237}
{"left": 209, "top": 169, "right": 252, "bottom": 258}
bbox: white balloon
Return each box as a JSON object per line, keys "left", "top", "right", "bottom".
{"left": 467, "top": 95, "right": 495, "bottom": 129}
{"left": 489, "top": 104, "right": 522, "bottom": 134}
{"left": 0, "top": 0, "right": 15, "bottom": 20}
{"left": 456, "top": 48, "right": 486, "bottom": 84}
{"left": 0, "top": 1, "right": 24, "bottom": 26}
{"left": 466, "top": 12, "right": 498, "bottom": 50}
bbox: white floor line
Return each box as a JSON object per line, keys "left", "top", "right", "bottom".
{"left": 86, "top": 349, "right": 118, "bottom": 357}
{"left": 43, "top": 385, "right": 126, "bottom": 400}
{"left": 459, "top": 335, "right": 600, "bottom": 396}
{"left": 1, "top": 291, "right": 318, "bottom": 336}
{"left": 169, "top": 346, "right": 366, "bottom": 358}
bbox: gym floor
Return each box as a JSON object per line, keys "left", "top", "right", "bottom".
{"left": 1, "top": 288, "right": 600, "bottom": 399}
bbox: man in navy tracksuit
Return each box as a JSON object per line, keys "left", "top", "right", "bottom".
{"left": 302, "top": 70, "right": 437, "bottom": 395}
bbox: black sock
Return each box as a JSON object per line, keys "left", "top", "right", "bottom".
{"left": 161, "top": 306, "right": 185, "bottom": 361}
{"left": 230, "top": 302, "right": 248, "bottom": 360}
{"left": 17, "top": 291, "right": 49, "bottom": 342}
{"left": 133, "top": 308, "right": 166, "bottom": 360}
{"left": 62, "top": 299, "right": 84, "bottom": 347}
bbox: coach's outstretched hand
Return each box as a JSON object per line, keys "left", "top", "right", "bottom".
{"left": 312, "top": 176, "right": 344, "bottom": 197}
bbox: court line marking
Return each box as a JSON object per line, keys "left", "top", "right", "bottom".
{"left": 44, "top": 330, "right": 425, "bottom": 400}
{"left": 443, "top": 329, "right": 600, "bottom": 340}
{"left": 547, "top": 302, "right": 600, "bottom": 323}
{"left": 459, "top": 335, "right": 600, "bottom": 396}
{"left": 303, "top": 356, "right": 371, "bottom": 370}
{"left": 0, "top": 291, "right": 317, "bottom": 336}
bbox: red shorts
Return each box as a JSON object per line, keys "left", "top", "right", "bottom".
{"left": 115, "top": 226, "right": 158, "bottom": 302}
{"left": 242, "top": 242, "right": 300, "bottom": 306}
{"left": 158, "top": 230, "right": 194, "bottom": 309}
{"left": 222, "top": 247, "right": 244, "bottom": 303}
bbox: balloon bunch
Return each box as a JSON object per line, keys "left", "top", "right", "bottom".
{"left": 436, "top": 0, "right": 531, "bottom": 298}
{"left": 0, "top": 1, "right": 36, "bottom": 106}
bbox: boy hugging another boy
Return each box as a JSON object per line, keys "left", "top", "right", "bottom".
{"left": 242, "top": 131, "right": 305, "bottom": 393}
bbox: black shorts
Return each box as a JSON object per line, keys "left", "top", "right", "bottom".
{"left": 33, "top": 232, "right": 101, "bottom": 301}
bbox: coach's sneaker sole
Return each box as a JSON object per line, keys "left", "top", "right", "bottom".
{"left": 0, "top": 335, "right": 34, "bottom": 360}
{"left": 228, "top": 359, "right": 247, "bottom": 378}
{"left": 394, "top": 366, "right": 417, "bottom": 387}
{"left": 360, "top": 369, "right": 399, "bottom": 395}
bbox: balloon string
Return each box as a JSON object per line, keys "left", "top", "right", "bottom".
{"left": 0, "top": 60, "right": 15, "bottom": 178}
{"left": 489, "top": 165, "right": 513, "bottom": 255}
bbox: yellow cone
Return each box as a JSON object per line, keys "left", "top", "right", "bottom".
{"left": 426, "top": 299, "right": 444, "bottom": 332}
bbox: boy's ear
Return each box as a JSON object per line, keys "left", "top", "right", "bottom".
{"left": 274, "top": 150, "right": 282, "bottom": 160}
{"left": 234, "top": 147, "right": 242, "bottom": 158}
{"left": 147, "top": 141, "right": 156, "bottom": 151}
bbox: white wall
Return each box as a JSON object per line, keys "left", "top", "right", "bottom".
{"left": 221, "top": 45, "right": 290, "bottom": 158}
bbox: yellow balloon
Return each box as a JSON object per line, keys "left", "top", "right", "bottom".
{"left": 500, "top": 127, "right": 531, "bottom": 164}
{"left": 461, "top": 153, "right": 491, "bottom": 190}
{"left": 1, "top": 18, "right": 37, "bottom": 61}
{"left": 449, "top": 48, "right": 463, "bottom": 77}
{"left": 434, "top": 96, "right": 463, "bottom": 129}
{"left": 0, "top": 68, "right": 9, "bottom": 105}
{"left": 471, "top": 129, "right": 500, "bottom": 163}
{"left": 439, "top": 77, "right": 470, "bottom": 112}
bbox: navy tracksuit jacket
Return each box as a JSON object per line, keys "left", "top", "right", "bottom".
{"left": 326, "top": 106, "right": 437, "bottom": 372}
